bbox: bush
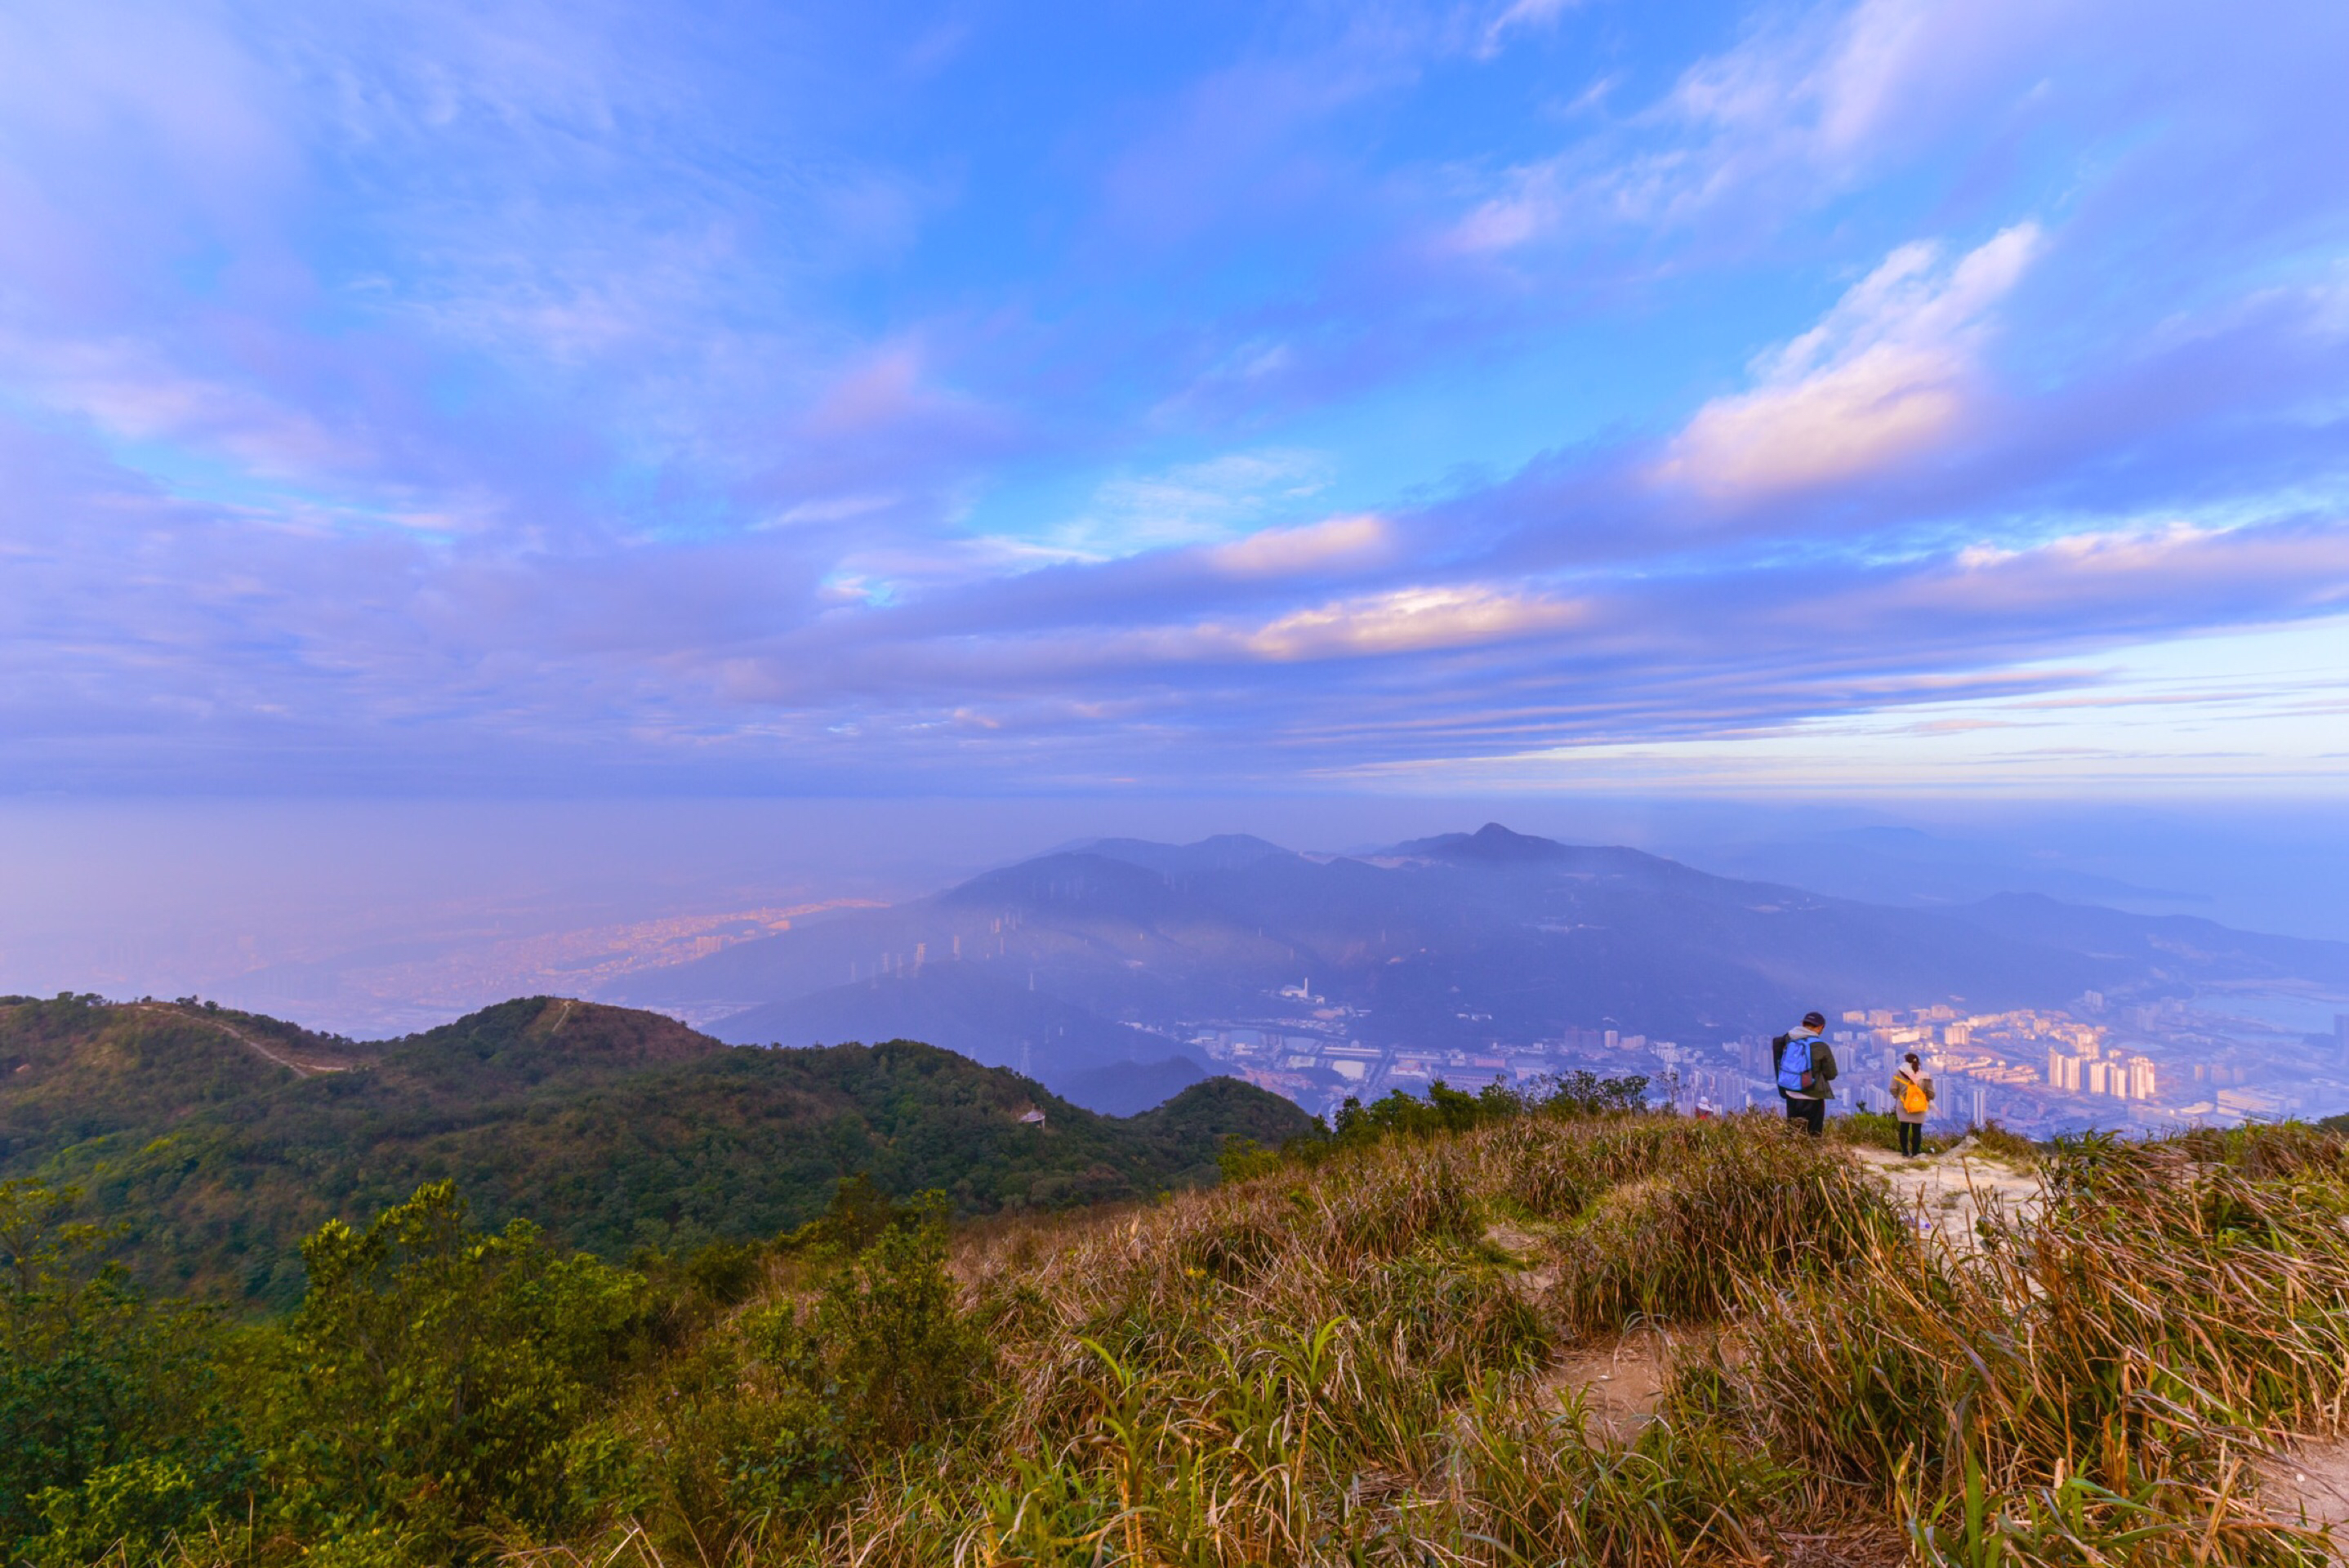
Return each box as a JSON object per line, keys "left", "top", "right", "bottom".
{"left": 615, "top": 1189, "right": 993, "bottom": 1557}
{"left": 252, "top": 1181, "right": 650, "bottom": 1555}
{"left": 1966, "top": 1119, "right": 2039, "bottom": 1165}
{"left": 1216, "top": 1136, "right": 1284, "bottom": 1183}
{"left": 0, "top": 1178, "right": 248, "bottom": 1560}
{"left": 1326, "top": 1071, "right": 1649, "bottom": 1156}
{"left": 1828, "top": 1108, "right": 1905, "bottom": 1151}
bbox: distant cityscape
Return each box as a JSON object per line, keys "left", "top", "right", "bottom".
{"left": 1188, "top": 981, "right": 2349, "bottom": 1134}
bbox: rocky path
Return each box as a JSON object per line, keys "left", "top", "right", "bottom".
{"left": 1844, "top": 1134, "right": 2042, "bottom": 1252}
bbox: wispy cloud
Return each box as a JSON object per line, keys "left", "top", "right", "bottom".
{"left": 1655, "top": 224, "right": 2041, "bottom": 497}
{"left": 0, "top": 0, "right": 2344, "bottom": 796}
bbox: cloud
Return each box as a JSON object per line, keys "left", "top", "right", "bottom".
{"left": 1480, "top": 0, "right": 1583, "bottom": 56}
{"left": 1206, "top": 514, "right": 1391, "bottom": 578}
{"left": 0, "top": 0, "right": 2345, "bottom": 800}
{"left": 1654, "top": 223, "right": 2041, "bottom": 497}
{"left": 1228, "top": 584, "right": 1578, "bottom": 662}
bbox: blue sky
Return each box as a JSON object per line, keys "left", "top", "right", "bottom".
{"left": 3, "top": 0, "right": 2347, "bottom": 797}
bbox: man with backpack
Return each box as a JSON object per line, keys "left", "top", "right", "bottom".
{"left": 1772, "top": 1011, "right": 1837, "bottom": 1136}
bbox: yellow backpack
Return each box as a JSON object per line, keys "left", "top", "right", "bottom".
{"left": 1898, "top": 1075, "right": 1929, "bottom": 1116}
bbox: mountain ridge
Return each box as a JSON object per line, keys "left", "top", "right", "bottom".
{"left": 595, "top": 825, "right": 2349, "bottom": 1117}
{"left": 0, "top": 993, "right": 1315, "bottom": 1305}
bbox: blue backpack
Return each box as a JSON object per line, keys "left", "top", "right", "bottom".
{"left": 1776, "top": 1035, "right": 1815, "bottom": 1095}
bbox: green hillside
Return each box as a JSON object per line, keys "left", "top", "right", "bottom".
{"left": 0, "top": 994, "right": 1316, "bottom": 1305}
{"left": 8, "top": 1087, "right": 2347, "bottom": 1567}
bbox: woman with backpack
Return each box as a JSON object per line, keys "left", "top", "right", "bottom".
{"left": 1892, "top": 1051, "right": 1933, "bottom": 1156}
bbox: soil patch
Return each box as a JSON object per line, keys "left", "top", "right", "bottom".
{"left": 1482, "top": 1218, "right": 1559, "bottom": 1297}
{"left": 1541, "top": 1330, "right": 1678, "bottom": 1441}
{"left": 2259, "top": 1440, "right": 2349, "bottom": 1541}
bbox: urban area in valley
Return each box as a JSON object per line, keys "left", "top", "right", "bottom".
{"left": 1185, "top": 983, "right": 2349, "bottom": 1134}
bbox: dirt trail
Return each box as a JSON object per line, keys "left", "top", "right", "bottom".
{"left": 128, "top": 1003, "right": 350, "bottom": 1078}
{"left": 1844, "top": 1135, "right": 2041, "bottom": 1252}
{"left": 1485, "top": 1137, "right": 2044, "bottom": 1445}
{"left": 1484, "top": 1219, "right": 1682, "bottom": 1439}
{"left": 2260, "top": 1442, "right": 2349, "bottom": 1538}
{"left": 1543, "top": 1331, "right": 1678, "bottom": 1439}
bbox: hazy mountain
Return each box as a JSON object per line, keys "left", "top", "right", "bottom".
{"left": 1666, "top": 826, "right": 2205, "bottom": 914}
{"left": 608, "top": 823, "right": 2180, "bottom": 1056}
{"left": 1946, "top": 894, "right": 2349, "bottom": 989}
{"left": 0, "top": 994, "right": 1315, "bottom": 1305}
{"left": 1072, "top": 833, "right": 1296, "bottom": 877}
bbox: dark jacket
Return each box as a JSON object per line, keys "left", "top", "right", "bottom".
{"left": 1772, "top": 1030, "right": 1839, "bottom": 1102}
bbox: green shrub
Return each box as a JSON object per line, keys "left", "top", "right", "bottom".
{"left": 1215, "top": 1135, "right": 1284, "bottom": 1183}
{"left": 818, "top": 1193, "right": 993, "bottom": 1454}
{"left": 612, "top": 1189, "right": 993, "bottom": 1558}
{"left": 1830, "top": 1108, "right": 1905, "bottom": 1151}
{"left": 1966, "top": 1119, "right": 2039, "bottom": 1165}
{"left": 0, "top": 1178, "right": 248, "bottom": 1559}
{"left": 1324, "top": 1071, "right": 1647, "bottom": 1158}
{"left": 252, "top": 1180, "right": 650, "bottom": 1555}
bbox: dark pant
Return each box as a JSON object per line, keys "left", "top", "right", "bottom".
{"left": 1897, "top": 1120, "right": 1923, "bottom": 1157}
{"left": 1785, "top": 1096, "right": 1825, "bottom": 1137}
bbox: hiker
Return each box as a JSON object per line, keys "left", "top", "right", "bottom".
{"left": 1892, "top": 1051, "right": 1933, "bottom": 1156}
{"left": 1772, "top": 1011, "right": 1837, "bottom": 1136}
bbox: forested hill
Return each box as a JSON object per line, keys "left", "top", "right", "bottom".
{"left": 0, "top": 993, "right": 1316, "bottom": 1307}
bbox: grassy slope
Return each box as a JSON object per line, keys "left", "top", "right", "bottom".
{"left": 0, "top": 996, "right": 1317, "bottom": 1306}
{"left": 555, "top": 1111, "right": 2349, "bottom": 1566}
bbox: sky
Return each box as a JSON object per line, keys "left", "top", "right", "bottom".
{"left": 2, "top": 1, "right": 2348, "bottom": 1018}
{"left": 2, "top": 0, "right": 2345, "bottom": 801}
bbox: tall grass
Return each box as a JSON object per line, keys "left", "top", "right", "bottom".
{"left": 140, "top": 1111, "right": 2349, "bottom": 1567}
{"left": 1727, "top": 1130, "right": 2348, "bottom": 1563}
{"left": 493, "top": 1114, "right": 1897, "bottom": 1566}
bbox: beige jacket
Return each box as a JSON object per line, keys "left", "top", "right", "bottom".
{"left": 1892, "top": 1068, "right": 1934, "bottom": 1124}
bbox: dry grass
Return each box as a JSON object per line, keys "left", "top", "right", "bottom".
{"left": 145, "top": 1111, "right": 2349, "bottom": 1568}
{"left": 494, "top": 1114, "right": 1899, "bottom": 1566}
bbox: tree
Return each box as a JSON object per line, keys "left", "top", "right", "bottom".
{"left": 0, "top": 1178, "right": 245, "bottom": 1559}
{"left": 255, "top": 1181, "right": 649, "bottom": 1555}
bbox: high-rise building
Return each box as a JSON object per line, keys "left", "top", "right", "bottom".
{"left": 2127, "top": 1055, "right": 2158, "bottom": 1101}
{"left": 2087, "top": 1059, "right": 2111, "bottom": 1096}
{"left": 1944, "top": 1022, "right": 1972, "bottom": 1048}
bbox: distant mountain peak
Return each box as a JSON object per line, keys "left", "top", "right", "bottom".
{"left": 1393, "top": 822, "right": 1571, "bottom": 862}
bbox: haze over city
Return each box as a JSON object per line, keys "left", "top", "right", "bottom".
{"left": 2, "top": 0, "right": 2345, "bottom": 1109}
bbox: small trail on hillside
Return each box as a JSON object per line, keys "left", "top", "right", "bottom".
{"left": 128, "top": 1003, "right": 350, "bottom": 1078}
{"left": 1482, "top": 1134, "right": 2044, "bottom": 1449}
{"left": 1843, "top": 1135, "right": 2041, "bottom": 1251}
